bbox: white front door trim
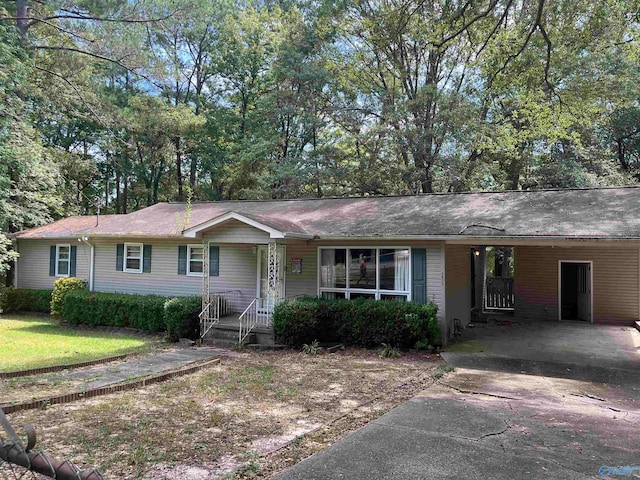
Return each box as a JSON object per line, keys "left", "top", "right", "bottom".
{"left": 558, "top": 260, "right": 593, "bottom": 323}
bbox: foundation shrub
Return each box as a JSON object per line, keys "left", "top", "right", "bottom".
{"left": 273, "top": 297, "right": 439, "bottom": 348}
{"left": 51, "top": 277, "right": 87, "bottom": 316}
{"left": 164, "top": 296, "right": 202, "bottom": 341}
{"left": 63, "top": 290, "right": 166, "bottom": 331}
{"left": 0, "top": 288, "right": 53, "bottom": 313}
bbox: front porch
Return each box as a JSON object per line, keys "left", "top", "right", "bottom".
{"left": 199, "top": 242, "right": 284, "bottom": 346}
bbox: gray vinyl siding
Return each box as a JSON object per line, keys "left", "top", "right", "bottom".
{"left": 283, "top": 241, "right": 317, "bottom": 298}
{"left": 16, "top": 239, "right": 90, "bottom": 289}
{"left": 93, "top": 239, "right": 202, "bottom": 297}
{"left": 92, "top": 239, "right": 258, "bottom": 309}
{"left": 203, "top": 219, "right": 271, "bottom": 243}
{"left": 514, "top": 246, "right": 639, "bottom": 324}
{"left": 209, "top": 243, "right": 257, "bottom": 311}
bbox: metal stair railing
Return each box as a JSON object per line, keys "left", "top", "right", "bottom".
{"left": 199, "top": 290, "right": 242, "bottom": 339}
{"left": 238, "top": 298, "right": 258, "bottom": 344}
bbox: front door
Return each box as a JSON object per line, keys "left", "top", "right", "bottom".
{"left": 257, "top": 245, "right": 285, "bottom": 317}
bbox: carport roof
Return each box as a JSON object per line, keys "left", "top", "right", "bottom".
{"left": 13, "top": 186, "right": 640, "bottom": 240}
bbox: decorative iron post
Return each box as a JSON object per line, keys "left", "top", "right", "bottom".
{"left": 267, "top": 242, "right": 281, "bottom": 309}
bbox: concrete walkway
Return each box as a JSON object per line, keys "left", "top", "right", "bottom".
{"left": 46, "top": 346, "right": 223, "bottom": 390}
{"left": 276, "top": 321, "right": 640, "bottom": 479}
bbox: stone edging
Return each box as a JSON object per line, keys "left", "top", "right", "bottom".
{"left": 0, "top": 353, "right": 135, "bottom": 379}
{"left": 2, "top": 357, "right": 221, "bottom": 415}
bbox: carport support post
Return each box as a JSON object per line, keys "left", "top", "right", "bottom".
{"left": 475, "top": 246, "right": 487, "bottom": 313}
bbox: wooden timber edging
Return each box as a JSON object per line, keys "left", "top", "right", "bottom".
{"left": 1, "top": 357, "right": 221, "bottom": 415}
{"left": 0, "top": 353, "right": 137, "bottom": 379}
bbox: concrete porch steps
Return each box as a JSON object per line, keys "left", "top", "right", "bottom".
{"left": 202, "top": 318, "right": 275, "bottom": 347}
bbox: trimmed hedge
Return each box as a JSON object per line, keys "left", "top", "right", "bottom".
{"left": 272, "top": 297, "right": 439, "bottom": 349}
{"left": 63, "top": 290, "right": 166, "bottom": 331}
{"left": 0, "top": 288, "right": 52, "bottom": 313}
{"left": 51, "top": 277, "right": 87, "bottom": 316}
{"left": 164, "top": 296, "right": 202, "bottom": 341}
{"left": 62, "top": 290, "right": 202, "bottom": 339}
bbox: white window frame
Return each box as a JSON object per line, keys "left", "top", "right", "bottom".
{"left": 124, "top": 242, "right": 143, "bottom": 274}
{"left": 317, "top": 246, "right": 412, "bottom": 301}
{"left": 187, "top": 244, "right": 205, "bottom": 277}
{"left": 55, "top": 244, "right": 71, "bottom": 277}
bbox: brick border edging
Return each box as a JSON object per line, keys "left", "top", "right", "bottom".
{"left": 2, "top": 357, "right": 221, "bottom": 414}
{"left": 0, "top": 353, "right": 135, "bottom": 379}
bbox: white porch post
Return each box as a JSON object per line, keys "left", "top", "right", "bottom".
{"left": 267, "top": 241, "right": 281, "bottom": 307}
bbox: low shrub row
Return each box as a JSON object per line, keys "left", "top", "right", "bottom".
{"left": 2, "top": 285, "right": 203, "bottom": 341}
{"left": 272, "top": 297, "right": 439, "bottom": 349}
{"left": 0, "top": 288, "right": 52, "bottom": 313}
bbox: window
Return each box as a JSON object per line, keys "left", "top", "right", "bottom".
{"left": 56, "top": 244, "right": 70, "bottom": 277}
{"left": 319, "top": 247, "right": 411, "bottom": 300}
{"left": 187, "top": 245, "right": 204, "bottom": 276}
{"left": 124, "top": 243, "right": 143, "bottom": 273}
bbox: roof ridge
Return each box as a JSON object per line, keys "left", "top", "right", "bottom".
{"left": 163, "top": 185, "right": 640, "bottom": 205}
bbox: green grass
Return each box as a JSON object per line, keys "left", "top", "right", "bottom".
{"left": 0, "top": 313, "right": 158, "bottom": 372}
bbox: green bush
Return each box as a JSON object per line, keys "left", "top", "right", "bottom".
{"left": 164, "top": 296, "right": 202, "bottom": 341}
{"left": 0, "top": 288, "right": 52, "bottom": 313}
{"left": 63, "top": 290, "right": 166, "bottom": 331}
{"left": 273, "top": 297, "right": 439, "bottom": 349}
{"left": 51, "top": 277, "right": 87, "bottom": 316}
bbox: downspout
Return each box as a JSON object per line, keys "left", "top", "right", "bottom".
{"left": 13, "top": 239, "right": 18, "bottom": 288}
{"left": 81, "top": 237, "right": 94, "bottom": 292}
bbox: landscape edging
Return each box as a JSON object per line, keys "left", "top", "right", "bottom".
{"left": 2, "top": 357, "right": 221, "bottom": 414}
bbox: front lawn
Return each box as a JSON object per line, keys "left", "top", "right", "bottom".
{"left": 0, "top": 313, "right": 159, "bottom": 373}
{"left": 6, "top": 349, "right": 441, "bottom": 479}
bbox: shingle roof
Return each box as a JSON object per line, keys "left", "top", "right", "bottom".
{"left": 13, "top": 186, "right": 640, "bottom": 240}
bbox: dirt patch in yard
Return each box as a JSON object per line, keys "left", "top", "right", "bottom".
{"left": 5, "top": 348, "right": 440, "bottom": 479}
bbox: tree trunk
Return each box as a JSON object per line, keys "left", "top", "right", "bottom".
{"left": 122, "top": 176, "right": 128, "bottom": 214}
{"left": 175, "top": 136, "right": 183, "bottom": 201}
{"left": 16, "top": 0, "right": 29, "bottom": 39}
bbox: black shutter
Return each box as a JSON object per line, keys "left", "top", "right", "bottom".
{"left": 209, "top": 246, "right": 219, "bottom": 276}
{"left": 411, "top": 248, "right": 427, "bottom": 304}
{"left": 143, "top": 245, "right": 152, "bottom": 273}
{"left": 70, "top": 245, "right": 77, "bottom": 277}
{"left": 49, "top": 246, "right": 56, "bottom": 276}
{"left": 178, "top": 246, "right": 187, "bottom": 275}
{"left": 116, "top": 244, "right": 124, "bottom": 271}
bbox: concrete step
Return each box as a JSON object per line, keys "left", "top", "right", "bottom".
{"left": 203, "top": 338, "right": 240, "bottom": 348}
{"left": 246, "top": 343, "right": 287, "bottom": 351}
{"left": 634, "top": 321, "right": 640, "bottom": 333}
{"left": 207, "top": 327, "right": 242, "bottom": 342}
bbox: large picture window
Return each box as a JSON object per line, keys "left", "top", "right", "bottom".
{"left": 319, "top": 247, "right": 411, "bottom": 300}
{"left": 124, "top": 243, "right": 143, "bottom": 273}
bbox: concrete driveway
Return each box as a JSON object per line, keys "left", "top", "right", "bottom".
{"left": 275, "top": 321, "right": 640, "bottom": 479}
